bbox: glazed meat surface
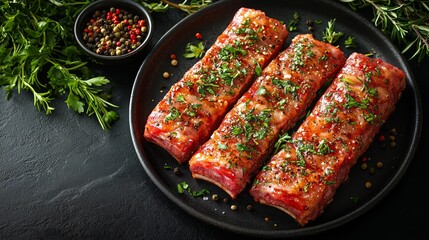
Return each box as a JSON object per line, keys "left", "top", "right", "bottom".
{"left": 189, "top": 34, "right": 346, "bottom": 198}
{"left": 144, "top": 8, "right": 288, "bottom": 163}
{"left": 249, "top": 53, "right": 406, "bottom": 226}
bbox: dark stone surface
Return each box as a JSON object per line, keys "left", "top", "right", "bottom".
{"left": 1, "top": 1, "right": 428, "bottom": 239}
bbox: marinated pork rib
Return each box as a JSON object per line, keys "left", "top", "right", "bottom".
{"left": 189, "top": 34, "right": 346, "bottom": 198}
{"left": 144, "top": 8, "right": 288, "bottom": 163}
{"left": 249, "top": 53, "right": 406, "bottom": 226}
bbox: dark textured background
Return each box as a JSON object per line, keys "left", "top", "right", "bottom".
{"left": 1, "top": 0, "right": 428, "bottom": 239}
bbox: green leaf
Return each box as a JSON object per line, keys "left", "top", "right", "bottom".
{"left": 85, "top": 77, "right": 110, "bottom": 87}
{"left": 66, "top": 93, "right": 85, "bottom": 113}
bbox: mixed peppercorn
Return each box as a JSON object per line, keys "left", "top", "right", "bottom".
{"left": 82, "top": 7, "right": 148, "bottom": 56}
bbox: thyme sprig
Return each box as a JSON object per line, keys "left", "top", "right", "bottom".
{"left": 339, "top": 0, "right": 429, "bottom": 62}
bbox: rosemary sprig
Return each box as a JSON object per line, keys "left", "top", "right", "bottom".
{"left": 339, "top": 0, "right": 429, "bottom": 62}
{"left": 140, "top": 0, "right": 212, "bottom": 15}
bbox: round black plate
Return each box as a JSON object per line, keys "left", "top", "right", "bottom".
{"left": 129, "top": 0, "right": 422, "bottom": 237}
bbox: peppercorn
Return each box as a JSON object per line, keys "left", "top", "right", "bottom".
{"left": 171, "top": 59, "right": 178, "bottom": 66}
{"left": 376, "top": 161, "right": 383, "bottom": 168}
{"left": 246, "top": 204, "right": 253, "bottom": 211}
{"left": 365, "top": 181, "right": 372, "bottom": 189}
{"left": 163, "top": 72, "right": 170, "bottom": 79}
{"left": 211, "top": 194, "right": 219, "bottom": 201}
{"left": 230, "top": 205, "right": 237, "bottom": 211}
{"left": 361, "top": 162, "right": 368, "bottom": 170}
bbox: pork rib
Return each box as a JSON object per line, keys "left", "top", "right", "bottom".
{"left": 189, "top": 34, "right": 346, "bottom": 198}
{"left": 144, "top": 8, "right": 288, "bottom": 163}
{"left": 249, "top": 52, "right": 406, "bottom": 226}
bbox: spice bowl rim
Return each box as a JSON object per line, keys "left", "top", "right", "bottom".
{"left": 73, "top": 0, "right": 154, "bottom": 62}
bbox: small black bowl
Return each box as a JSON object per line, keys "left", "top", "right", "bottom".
{"left": 74, "top": 0, "right": 154, "bottom": 64}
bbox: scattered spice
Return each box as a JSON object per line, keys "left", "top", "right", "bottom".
{"left": 365, "top": 181, "right": 372, "bottom": 189}
{"left": 195, "top": 32, "right": 203, "bottom": 39}
{"left": 246, "top": 204, "right": 253, "bottom": 211}
{"left": 211, "top": 194, "right": 219, "bottom": 201}
{"left": 230, "top": 204, "right": 237, "bottom": 211}
{"left": 376, "top": 161, "right": 383, "bottom": 168}
{"left": 163, "top": 72, "right": 170, "bottom": 78}
{"left": 171, "top": 59, "right": 178, "bottom": 66}
{"left": 173, "top": 167, "right": 182, "bottom": 176}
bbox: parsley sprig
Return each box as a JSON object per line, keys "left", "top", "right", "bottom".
{"left": 183, "top": 42, "right": 206, "bottom": 59}
{"left": 0, "top": 0, "right": 119, "bottom": 130}
{"left": 339, "top": 0, "right": 429, "bottom": 62}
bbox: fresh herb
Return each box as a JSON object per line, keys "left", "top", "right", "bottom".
{"left": 141, "top": 0, "right": 212, "bottom": 15}
{"left": 236, "top": 143, "right": 253, "bottom": 152}
{"left": 0, "top": 0, "right": 118, "bottom": 130}
{"left": 350, "top": 196, "right": 360, "bottom": 203}
{"left": 322, "top": 19, "right": 344, "bottom": 44}
{"left": 272, "top": 78, "right": 300, "bottom": 96}
{"left": 339, "top": 0, "right": 429, "bottom": 62}
{"left": 274, "top": 132, "right": 292, "bottom": 154}
{"left": 183, "top": 41, "right": 205, "bottom": 59}
{"left": 163, "top": 165, "right": 173, "bottom": 169}
{"left": 344, "top": 94, "right": 369, "bottom": 109}
{"left": 218, "top": 143, "right": 229, "bottom": 150}
{"left": 165, "top": 106, "right": 180, "bottom": 122}
{"left": 177, "top": 181, "right": 210, "bottom": 197}
{"left": 344, "top": 36, "right": 357, "bottom": 48}
{"left": 288, "top": 11, "right": 301, "bottom": 32}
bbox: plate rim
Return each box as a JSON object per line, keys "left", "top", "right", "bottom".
{"left": 129, "top": 0, "right": 423, "bottom": 237}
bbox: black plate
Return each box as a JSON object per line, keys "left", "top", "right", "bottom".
{"left": 129, "top": 0, "right": 422, "bottom": 237}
